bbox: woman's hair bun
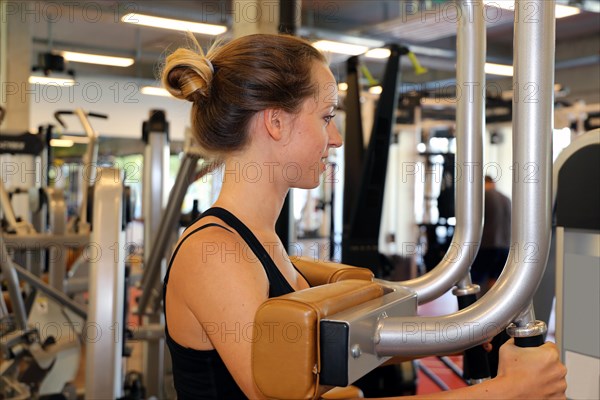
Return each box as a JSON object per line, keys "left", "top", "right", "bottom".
{"left": 162, "top": 47, "right": 215, "bottom": 103}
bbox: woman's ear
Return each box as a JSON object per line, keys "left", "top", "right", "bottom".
{"left": 262, "top": 108, "right": 283, "bottom": 141}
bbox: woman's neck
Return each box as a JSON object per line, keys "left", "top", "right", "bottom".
{"left": 213, "top": 163, "right": 289, "bottom": 232}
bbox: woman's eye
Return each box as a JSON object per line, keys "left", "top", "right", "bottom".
{"left": 324, "top": 114, "right": 336, "bottom": 125}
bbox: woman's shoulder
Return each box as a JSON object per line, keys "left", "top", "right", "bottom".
{"left": 175, "top": 214, "right": 236, "bottom": 251}
{"left": 171, "top": 215, "right": 265, "bottom": 282}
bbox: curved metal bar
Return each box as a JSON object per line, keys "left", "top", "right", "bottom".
{"left": 374, "top": 0, "right": 555, "bottom": 356}
{"left": 74, "top": 108, "right": 100, "bottom": 233}
{"left": 392, "top": 0, "right": 485, "bottom": 304}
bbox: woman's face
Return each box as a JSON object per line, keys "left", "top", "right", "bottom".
{"left": 281, "top": 62, "right": 343, "bottom": 189}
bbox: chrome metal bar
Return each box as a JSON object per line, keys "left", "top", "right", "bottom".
{"left": 0, "top": 281, "right": 8, "bottom": 319}
{"left": 393, "top": 0, "right": 485, "bottom": 304}
{"left": 131, "top": 323, "right": 166, "bottom": 341}
{"left": 11, "top": 260, "right": 87, "bottom": 320}
{"left": 0, "top": 235, "right": 28, "bottom": 330}
{"left": 74, "top": 108, "right": 99, "bottom": 234}
{"left": 85, "top": 167, "right": 125, "bottom": 399}
{"left": 137, "top": 153, "right": 200, "bottom": 315}
{"left": 374, "top": 0, "right": 555, "bottom": 356}
{"left": 1, "top": 233, "right": 90, "bottom": 248}
{"left": 0, "top": 180, "right": 20, "bottom": 231}
{"left": 418, "top": 362, "right": 450, "bottom": 391}
{"left": 0, "top": 180, "right": 33, "bottom": 235}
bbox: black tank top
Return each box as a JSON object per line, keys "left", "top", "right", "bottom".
{"left": 163, "top": 207, "right": 302, "bottom": 399}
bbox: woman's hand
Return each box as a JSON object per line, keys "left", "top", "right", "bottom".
{"left": 496, "top": 338, "right": 567, "bottom": 399}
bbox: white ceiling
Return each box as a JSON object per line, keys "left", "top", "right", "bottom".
{"left": 27, "top": 1, "right": 600, "bottom": 94}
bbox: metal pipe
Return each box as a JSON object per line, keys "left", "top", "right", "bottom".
{"left": 374, "top": 0, "right": 555, "bottom": 356}
{"left": 418, "top": 362, "right": 450, "bottom": 391}
{"left": 137, "top": 153, "right": 200, "bottom": 315}
{"left": 393, "top": 0, "right": 485, "bottom": 304}
{"left": 12, "top": 260, "right": 87, "bottom": 320}
{"left": 438, "top": 356, "right": 465, "bottom": 381}
{"left": 2, "top": 233, "right": 90, "bottom": 248}
{"left": 0, "top": 179, "right": 17, "bottom": 228}
{"left": 75, "top": 108, "right": 99, "bottom": 233}
{"left": 0, "top": 181, "right": 33, "bottom": 235}
{"left": 0, "top": 236, "right": 28, "bottom": 330}
{"left": 0, "top": 285, "right": 8, "bottom": 319}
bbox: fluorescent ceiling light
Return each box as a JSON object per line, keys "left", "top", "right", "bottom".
{"left": 61, "top": 51, "right": 134, "bottom": 67}
{"left": 483, "top": 1, "right": 581, "bottom": 18}
{"left": 122, "top": 13, "right": 227, "bottom": 35}
{"left": 338, "top": 82, "right": 348, "bottom": 91}
{"left": 141, "top": 86, "right": 172, "bottom": 97}
{"left": 555, "top": 4, "right": 581, "bottom": 18}
{"left": 29, "top": 76, "right": 75, "bottom": 86}
{"left": 368, "top": 86, "right": 383, "bottom": 95}
{"left": 50, "top": 139, "right": 74, "bottom": 147}
{"left": 365, "top": 48, "right": 391, "bottom": 59}
{"left": 485, "top": 63, "right": 514, "bottom": 76}
{"left": 313, "top": 40, "right": 368, "bottom": 56}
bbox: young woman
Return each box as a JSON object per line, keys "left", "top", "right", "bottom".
{"left": 162, "top": 34, "right": 566, "bottom": 400}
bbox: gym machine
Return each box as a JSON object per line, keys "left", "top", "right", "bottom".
{"left": 53, "top": 110, "right": 104, "bottom": 297}
{"left": 1, "top": 234, "right": 85, "bottom": 399}
{"left": 251, "top": 1, "right": 556, "bottom": 398}
{"left": 140, "top": 109, "right": 170, "bottom": 399}
{"left": 1, "top": 168, "right": 125, "bottom": 399}
{"left": 553, "top": 129, "right": 599, "bottom": 399}
{"left": 0, "top": 107, "right": 52, "bottom": 276}
{"left": 340, "top": 1, "right": 491, "bottom": 390}
{"left": 1, "top": 109, "right": 132, "bottom": 399}
{"left": 341, "top": 43, "right": 406, "bottom": 279}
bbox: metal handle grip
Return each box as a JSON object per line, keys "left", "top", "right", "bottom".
{"left": 507, "top": 319, "right": 547, "bottom": 348}
{"left": 515, "top": 335, "right": 545, "bottom": 347}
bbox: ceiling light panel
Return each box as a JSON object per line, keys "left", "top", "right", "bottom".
{"left": 365, "top": 48, "right": 391, "bottom": 59}
{"left": 121, "top": 13, "right": 227, "bottom": 35}
{"left": 29, "top": 76, "right": 76, "bottom": 86}
{"left": 313, "top": 40, "right": 369, "bottom": 55}
{"left": 554, "top": 4, "right": 581, "bottom": 18}
{"left": 141, "top": 86, "right": 173, "bottom": 97}
{"left": 61, "top": 51, "right": 134, "bottom": 67}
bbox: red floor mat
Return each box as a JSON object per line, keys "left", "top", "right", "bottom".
{"left": 417, "top": 356, "right": 468, "bottom": 395}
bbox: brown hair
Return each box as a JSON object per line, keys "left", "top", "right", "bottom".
{"left": 162, "top": 34, "right": 327, "bottom": 158}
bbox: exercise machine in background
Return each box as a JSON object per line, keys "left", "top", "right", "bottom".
{"left": 552, "top": 129, "right": 599, "bottom": 399}
{"left": 1, "top": 109, "right": 135, "bottom": 399}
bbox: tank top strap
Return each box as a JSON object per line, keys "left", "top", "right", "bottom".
{"left": 164, "top": 222, "right": 233, "bottom": 285}
{"left": 201, "top": 207, "right": 294, "bottom": 297}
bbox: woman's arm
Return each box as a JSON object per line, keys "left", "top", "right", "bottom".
{"left": 172, "top": 227, "right": 270, "bottom": 399}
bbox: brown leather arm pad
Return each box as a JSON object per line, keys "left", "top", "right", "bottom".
{"left": 321, "top": 385, "right": 364, "bottom": 399}
{"left": 252, "top": 280, "right": 383, "bottom": 400}
{"left": 291, "top": 256, "right": 374, "bottom": 286}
